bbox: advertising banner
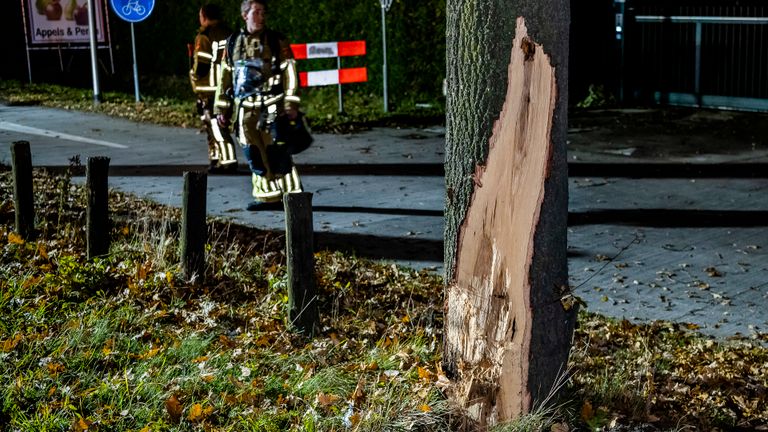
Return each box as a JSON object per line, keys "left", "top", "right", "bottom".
{"left": 27, "top": 0, "right": 106, "bottom": 45}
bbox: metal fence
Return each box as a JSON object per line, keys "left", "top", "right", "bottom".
{"left": 620, "top": 1, "right": 768, "bottom": 111}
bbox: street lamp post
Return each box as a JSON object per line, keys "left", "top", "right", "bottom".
{"left": 380, "top": 0, "right": 393, "bottom": 112}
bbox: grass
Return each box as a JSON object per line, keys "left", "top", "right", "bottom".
{"left": 0, "top": 169, "right": 766, "bottom": 431}
{"left": 1, "top": 81, "right": 767, "bottom": 430}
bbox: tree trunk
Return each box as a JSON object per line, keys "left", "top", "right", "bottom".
{"left": 443, "top": 1, "right": 575, "bottom": 428}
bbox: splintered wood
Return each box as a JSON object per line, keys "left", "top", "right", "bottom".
{"left": 445, "top": 17, "right": 557, "bottom": 425}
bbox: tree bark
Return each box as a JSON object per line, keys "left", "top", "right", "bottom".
{"left": 443, "top": 1, "right": 575, "bottom": 428}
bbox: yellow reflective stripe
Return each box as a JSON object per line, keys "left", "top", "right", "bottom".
{"left": 211, "top": 41, "right": 220, "bottom": 62}
{"left": 238, "top": 107, "right": 247, "bottom": 142}
{"left": 263, "top": 95, "right": 283, "bottom": 106}
{"left": 197, "top": 52, "right": 213, "bottom": 60}
{"left": 283, "top": 59, "right": 298, "bottom": 96}
{"left": 210, "top": 122, "right": 236, "bottom": 164}
{"left": 240, "top": 94, "right": 284, "bottom": 108}
{"left": 195, "top": 86, "right": 217, "bottom": 92}
{"left": 252, "top": 171, "right": 302, "bottom": 199}
{"left": 291, "top": 168, "right": 303, "bottom": 192}
{"left": 285, "top": 95, "right": 301, "bottom": 104}
{"left": 215, "top": 100, "right": 231, "bottom": 109}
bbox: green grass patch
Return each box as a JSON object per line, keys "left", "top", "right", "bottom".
{"left": 0, "top": 169, "right": 766, "bottom": 431}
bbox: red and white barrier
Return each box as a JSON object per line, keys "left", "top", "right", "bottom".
{"left": 291, "top": 41, "right": 366, "bottom": 60}
{"left": 290, "top": 41, "right": 368, "bottom": 88}
{"left": 299, "top": 68, "right": 367, "bottom": 87}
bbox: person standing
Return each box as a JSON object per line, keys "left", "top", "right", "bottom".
{"left": 214, "top": 0, "right": 302, "bottom": 210}
{"left": 190, "top": 3, "right": 238, "bottom": 173}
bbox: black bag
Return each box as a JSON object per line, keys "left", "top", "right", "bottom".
{"left": 273, "top": 111, "right": 313, "bottom": 155}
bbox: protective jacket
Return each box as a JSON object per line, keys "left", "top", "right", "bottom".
{"left": 190, "top": 21, "right": 233, "bottom": 95}
{"left": 213, "top": 28, "right": 300, "bottom": 125}
{"left": 190, "top": 21, "right": 237, "bottom": 168}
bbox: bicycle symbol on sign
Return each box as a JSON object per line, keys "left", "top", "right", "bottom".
{"left": 122, "top": 0, "right": 146, "bottom": 15}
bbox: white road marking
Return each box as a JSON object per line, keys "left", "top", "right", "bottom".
{"left": 0, "top": 121, "right": 129, "bottom": 149}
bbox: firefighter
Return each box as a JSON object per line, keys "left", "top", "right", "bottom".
{"left": 214, "top": 0, "right": 302, "bottom": 210}
{"left": 190, "top": 3, "right": 238, "bottom": 173}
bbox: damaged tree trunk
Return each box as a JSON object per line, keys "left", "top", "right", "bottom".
{"left": 443, "top": 1, "right": 575, "bottom": 428}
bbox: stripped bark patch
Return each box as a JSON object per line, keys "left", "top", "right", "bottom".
{"left": 445, "top": 16, "right": 558, "bottom": 425}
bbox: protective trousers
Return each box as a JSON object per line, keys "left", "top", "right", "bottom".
{"left": 238, "top": 107, "right": 302, "bottom": 203}
{"left": 201, "top": 95, "right": 238, "bottom": 166}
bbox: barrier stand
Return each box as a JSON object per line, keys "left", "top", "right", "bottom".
{"left": 291, "top": 41, "right": 368, "bottom": 113}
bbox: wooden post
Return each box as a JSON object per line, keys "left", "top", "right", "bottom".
{"left": 86, "top": 156, "right": 111, "bottom": 259}
{"left": 181, "top": 171, "right": 207, "bottom": 281}
{"left": 284, "top": 192, "right": 318, "bottom": 336}
{"left": 11, "top": 141, "right": 35, "bottom": 239}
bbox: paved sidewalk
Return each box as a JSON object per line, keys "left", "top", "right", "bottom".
{"left": 1, "top": 105, "right": 766, "bottom": 341}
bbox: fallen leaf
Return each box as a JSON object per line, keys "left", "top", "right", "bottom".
{"left": 47, "top": 362, "right": 65, "bottom": 376}
{"left": 72, "top": 417, "right": 91, "bottom": 431}
{"left": 581, "top": 400, "right": 594, "bottom": 421}
{"left": 317, "top": 392, "right": 341, "bottom": 407}
{"left": 8, "top": 232, "right": 24, "bottom": 245}
{"left": 2, "top": 334, "right": 22, "bottom": 352}
{"left": 187, "top": 403, "right": 213, "bottom": 422}
{"left": 165, "top": 395, "right": 183, "bottom": 423}
{"left": 139, "top": 347, "right": 161, "bottom": 359}
{"left": 417, "top": 366, "right": 433, "bottom": 381}
{"left": 348, "top": 412, "right": 361, "bottom": 427}
{"left": 351, "top": 379, "right": 366, "bottom": 406}
{"left": 551, "top": 422, "right": 570, "bottom": 432}
{"left": 37, "top": 242, "right": 49, "bottom": 260}
{"left": 419, "top": 404, "right": 432, "bottom": 412}
{"left": 705, "top": 266, "right": 723, "bottom": 277}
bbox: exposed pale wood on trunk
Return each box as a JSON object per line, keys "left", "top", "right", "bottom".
{"left": 444, "top": 17, "right": 558, "bottom": 425}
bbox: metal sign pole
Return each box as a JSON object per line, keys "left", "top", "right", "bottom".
{"left": 109, "top": 0, "right": 155, "bottom": 102}
{"left": 614, "top": 0, "right": 625, "bottom": 103}
{"left": 131, "top": 22, "right": 140, "bottom": 102}
{"left": 380, "top": 0, "right": 392, "bottom": 113}
{"left": 87, "top": 0, "right": 102, "bottom": 104}
{"left": 103, "top": 0, "right": 115, "bottom": 74}
{"left": 19, "top": 0, "right": 33, "bottom": 83}
{"left": 337, "top": 56, "right": 343, "bottom": 113}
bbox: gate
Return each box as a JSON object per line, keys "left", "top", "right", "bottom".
{"left": 619, "top": 0, "right": 768, "bottom": 111}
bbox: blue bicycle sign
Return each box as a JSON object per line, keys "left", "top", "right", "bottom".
{"left": 122, "top": 0, "right": 146, "bottom": 16}
{"left": 110, "top": 0, "right": 154, "bottom": 23}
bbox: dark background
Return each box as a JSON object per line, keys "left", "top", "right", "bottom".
{"left": 11, "top": 0, "right": 762, "bottom": 106}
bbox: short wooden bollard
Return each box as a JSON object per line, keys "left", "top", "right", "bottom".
{"left": 86, "top": 157, "right": 111, "bottom": 259}
{"left": 181, "top": 171, "right": 207, "bottom": 281}
{"left": 11, "top": 141, "right": 34, "bottom": 239}
{"left": 284, "top": 192, "right": 319, "bottom": 336}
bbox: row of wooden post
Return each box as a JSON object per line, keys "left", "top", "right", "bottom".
{"left": 10, "top": 140, "right": 318, "bottom": 336}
